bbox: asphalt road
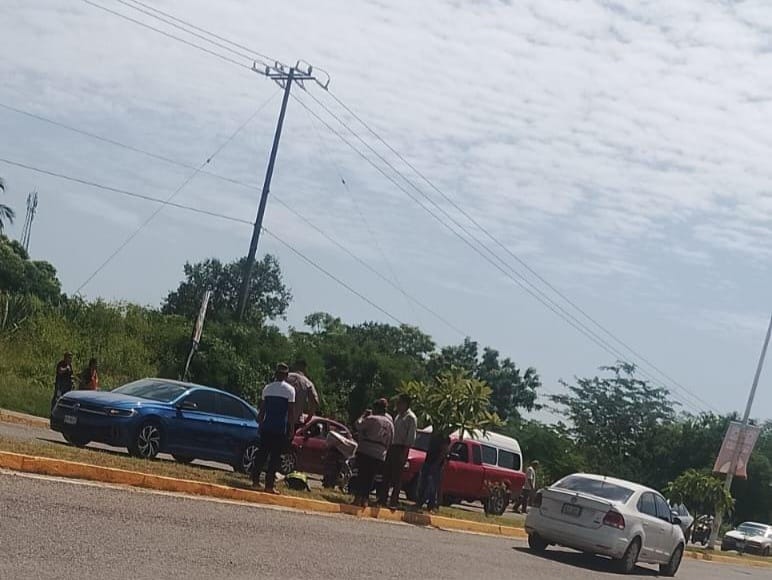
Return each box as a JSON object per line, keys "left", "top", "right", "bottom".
{"left": 1, "top": 471, "right": 766, "bottom": 580}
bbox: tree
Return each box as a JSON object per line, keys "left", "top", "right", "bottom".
{"left": 0, "top": 177, "right": 14, "bottom": 234}
{"left": 665, "top": 469, "right": 734, "bottom": 521}
{"left": 551, "top": 362, "right": 676, "bottom": 483}
{"left": 503, "top": 419, "right": 586, "bottom": 485}
{"left": 428, "top": 338, "right": 541, "bottom": 421}
{"left": 399, "top": 369, "right": 502, "bottom": 437}
{"left": 0, "top": 235, "right": 62, "bottom": 302}
{"left": 163, "top": 255, "right": 291, "bottom": 323}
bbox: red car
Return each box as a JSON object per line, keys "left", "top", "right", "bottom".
{"left": 402, "top": 430, "right": 526, "bottom": 515}
{"left": 279, "top": 416, "right": 353, "bottom": 475}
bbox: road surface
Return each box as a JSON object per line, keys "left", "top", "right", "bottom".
{"left": 0, "top": 471, "right": 765, "bottom": 580}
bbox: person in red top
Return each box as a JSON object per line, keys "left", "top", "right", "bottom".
{"left": 79, "top": 358, "right": 99, "bottom": 390}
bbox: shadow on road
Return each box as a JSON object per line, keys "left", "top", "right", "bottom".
{"left": 512, "top": 547, "right": 660, "bottom": 576}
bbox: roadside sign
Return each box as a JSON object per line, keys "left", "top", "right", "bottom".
{"left": 191, "top": 290, "right": 212, "bottom": 346}
{"left": 713, "top": 421, "right": 762, "bottom": 479}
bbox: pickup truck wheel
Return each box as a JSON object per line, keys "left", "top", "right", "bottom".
{"left": 484, "top": 486, "right": 508, "bottom": 516}
{"left": 528, "top": 533, "right": 548, "bottom": 553}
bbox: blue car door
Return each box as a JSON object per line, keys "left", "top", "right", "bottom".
{"left": 212, "top": 393, "right": 257, "bottom": 463}
{"left": 169, "top": 389, "right": 220, "bottom": 457}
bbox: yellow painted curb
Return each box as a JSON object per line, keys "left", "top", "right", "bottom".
{"left": 0, "top": 409, "right": 49, "bottom": 429}
{"left": 684, "top": 549, "right": 772, "bottom": 568}
{"left": 0, "top": 450, "right": 525, "bottom": 541}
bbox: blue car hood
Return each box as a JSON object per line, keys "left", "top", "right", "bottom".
{"left": 62, "top": 390, "right": 167, "bottom": 408}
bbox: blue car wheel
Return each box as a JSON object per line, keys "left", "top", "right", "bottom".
{"left": 129, "top": 421, "right": 162, "bottom": 459}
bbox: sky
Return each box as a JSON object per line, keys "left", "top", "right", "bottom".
{"left": 1, "top": 0, "right": 771, "bottom": 420}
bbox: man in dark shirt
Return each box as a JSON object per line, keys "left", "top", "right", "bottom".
{"left": 416, "top": 432, "right": 450, "bottom": 512}
{"left": 51, "top": 352, "right": 74, "bottom": 412}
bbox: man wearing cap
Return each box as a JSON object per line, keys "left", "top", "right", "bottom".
{"left": 51, "top": 351, "right": 74, "bottom": 413}
{"left": 252, "top": 363, "right": 296, "bottom": 494}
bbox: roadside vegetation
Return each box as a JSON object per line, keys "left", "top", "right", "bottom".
{"left": 0, "top": 232, "right": 771, "bottom": 524}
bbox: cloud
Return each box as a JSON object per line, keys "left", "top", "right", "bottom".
{"left": 4, "top": 0, "right": 772, "bottom": 416}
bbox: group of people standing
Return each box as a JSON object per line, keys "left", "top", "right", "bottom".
{"left": 51, "top": 352, "right": 100, "bottom": 411}
{"left": 351, "top": 393, "right": 418, "bottom": 508}
{"left": 250, "top": 361, "right": 319, "bottom": 495}
{"left": 247, "top": 361, "right": 539, "bottom": 513}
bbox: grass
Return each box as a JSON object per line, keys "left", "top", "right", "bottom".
{"left": 0, "top": 432, "right": 525, "bottom": 529}
{"left": 0, "top": 375, "right": 51, "bottom": 418}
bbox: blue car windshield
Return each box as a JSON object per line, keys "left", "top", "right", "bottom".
{"left": 113, "top": 380, "right": 188, "bottom": 402}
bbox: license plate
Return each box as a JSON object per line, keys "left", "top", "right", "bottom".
{"left": 64, "top": 414, "right": 77, "bottom": 425}
{"left": 562, "top": 503, "right": 582, "bottom": 517}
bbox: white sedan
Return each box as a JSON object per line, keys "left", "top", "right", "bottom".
{"left": 525, "top": 473, "right": 685, "bottom": 576}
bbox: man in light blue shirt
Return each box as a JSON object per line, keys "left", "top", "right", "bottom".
{"left": 252, "top": 363, "right": 295, "bottom": 494}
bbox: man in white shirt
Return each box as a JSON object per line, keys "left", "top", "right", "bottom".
{"left": 252, "top": 363, "right": 295, "bottom": 494}
{"left": 378, "top": 393, "right": 417, "bottom": 508}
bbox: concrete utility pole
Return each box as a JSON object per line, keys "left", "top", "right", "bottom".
{"left": 236, "top": 61, "right": 329, "bottom": 321}
{"left": 20, "top": 190, "right": 38, "bottom": 253}
{"left": 708, "top": 312, "right": 772, "bottom": 548}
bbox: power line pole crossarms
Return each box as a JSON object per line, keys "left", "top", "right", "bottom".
{"left": 708, "top": 312, "right": 772, "bottom": 549}
{"left": 236, "top": 61, "right": 329, "bottom": 321}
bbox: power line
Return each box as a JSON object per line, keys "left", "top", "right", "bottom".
{"left": 293, "top": 93, "right": 712, "bottom": 414}
{"left": 78, "top": 0, "right": 716, "bottom": 412}
{"left": 322, "top": 88, "right": 718, "bottom": 416}
{"left": 81, "top": 0, "right": 252, "bottom": 71}
{"left": 0, "top": 101, "right": 464, "bottom": 335}
{"left": 0, "top": 157, "right": 405, "bottom": 325}
{"left": 120, "top": 0, "right": 281, "bottom": 67}
{"left": 75, "top": 89, "right": 279, "bottom": 294}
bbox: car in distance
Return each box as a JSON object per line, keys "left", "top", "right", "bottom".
{"left": 525, "top": 473, "right": 685, "bottom": 576}
{"left": 51, "top": 378, "right": 259, "bottom": 472}
{"left": 669, "top": 502, "right": 694, "bottom": 541}
{"left": 721, "top": 522, "right": 772, "bottom": 556}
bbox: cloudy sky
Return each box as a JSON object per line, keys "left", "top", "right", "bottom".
{"left": 2, "top": 0, "right": 772, "bottom": 419}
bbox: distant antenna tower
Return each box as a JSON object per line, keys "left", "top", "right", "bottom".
{"left": 20, "top": 190, "right": 38, "bottom": 253}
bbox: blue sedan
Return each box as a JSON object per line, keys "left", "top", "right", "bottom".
{"left": 51, "top": 378, "right": 260, "bottom": 472}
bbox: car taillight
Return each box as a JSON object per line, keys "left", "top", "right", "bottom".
{"left": 602, "top": 510, "right": 625, "bottom": 530}
{"left": 532, "top": 490, "right": 543, "bottom": 508}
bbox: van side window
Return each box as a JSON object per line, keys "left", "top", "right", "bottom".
{"left": 472, "top": 444, "right": 482, "bottom": 465}
{"left": 481, "top": 444, "right": 497, "bottom": 466}
{"left": 450, "top": 442, "right": 468, "bottom": 462}
{"left": 498, "top": 450, "right": 520, "bottom": 471}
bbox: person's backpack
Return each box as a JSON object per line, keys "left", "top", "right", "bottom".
{"left": 285, "top": 471, "right": 310, "bottom": 491}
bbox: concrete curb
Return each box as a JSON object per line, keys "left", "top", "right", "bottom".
{"left": 0, "top": 450, "right": 526, "bottom": 539}
{"left": 684, "top": 548, "right": 772, "bottom": 568}
{"left": 0, "top": 409, "right": 49, "bottom": 429}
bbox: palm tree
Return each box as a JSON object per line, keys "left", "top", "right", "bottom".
{"left": 0, "top": 177, "right": 14, "bottom": 234}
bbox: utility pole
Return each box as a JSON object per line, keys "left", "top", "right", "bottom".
{"left": 236, "top": 61, "right": 329, "bottom": 321}
{"left": 708, "top": 312, "right": 772, "bottom": 548}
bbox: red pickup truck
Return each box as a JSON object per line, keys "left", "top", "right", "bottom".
{"left": 402, "top": 430, "right": 526, "bottom": 515}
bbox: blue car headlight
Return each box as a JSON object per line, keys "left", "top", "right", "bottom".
{"left": 107, "top": 408, "right": 136, "bottom": 417}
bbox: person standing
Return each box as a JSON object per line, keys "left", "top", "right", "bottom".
{"left": 352, "top": 398, "right": 394, "bottom": 507}
{"left": 416, "top": 433, "right": 450, "bottom": 513}
{"left": 252, "top": 363, "right": 296, "bottom": 495}
{"left": 51, "top": 352, "right": 74, "bottom": 412}
{"left": 516, "top": 460, "right": 539, "bottom": 513}
{"left": 79, "top": 358, "right": 99, "bottom": 390}
{"left": 378, "top": 393, "right": 417, "bottom": 508}
{"left": 285, "top": 359, "right": 320, "bottom": 428}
